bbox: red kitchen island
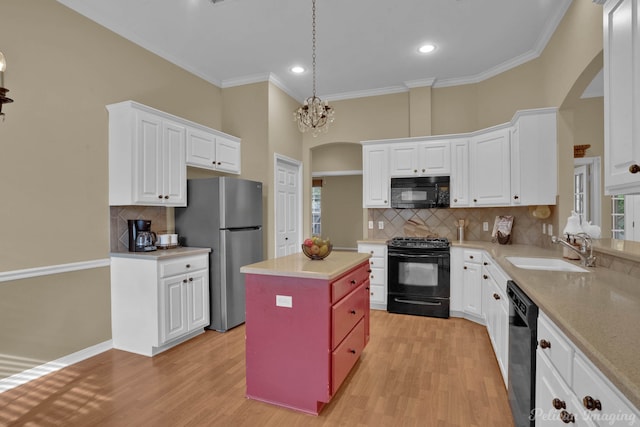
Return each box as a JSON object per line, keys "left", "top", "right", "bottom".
{"left": 240, "top": 251, "right": 371, "bottom": 415}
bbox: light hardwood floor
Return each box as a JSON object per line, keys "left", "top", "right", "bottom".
{"left": 0, "top": 311, "right": 514, "bottom": 427}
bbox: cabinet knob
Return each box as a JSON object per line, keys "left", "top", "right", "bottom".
{"left": 463, "top": 266, "right": 468, "bottom": 270}
{"left": 513, "top": 195, "right": 519, "bottom": 200}
{"left": 453, "top": 198, "right": 458, "bottom": 203}
{"left": 348, "top": 349, "right": 356, "bottom": 354}
{"left": 183, "top": 279, "right": 188, "bottom": 283}
{"left": 413, "top": 169, "right": 418, "bottom": 173}
{"left": 540, "top": 339, "right": 551, "bottom": 349}
{"left": 164, "top": 195, "right": 169, "bottom": 199}
{"left": 384, "top": 200, "right": 388, "bottom": 204}
{"left": 422, "top": 169, "right": 425, "bottom": 173}
{"left": 367, "top": 269, "right": 372, "bottom": 273}
{"left": 559, "top": 410, "right": 575, "bottom": 424}
{"left": 350, "top": 309, "right": 357, "bottom": 315}
{"left": 217, "top": 162, "right": 222, "bottom": 165}
{"left": 350, "top": 279, "right": 357, "bottom": 285}
{"left": 552, "top": 398, "right": 567, "bottom": 410}
{"left": 483, "top": 261, "right": 488, "bottom": 266}
{"left": 493, "top": 293, "right": 501, "bottom": 300}
{"left": 371, "top": 292, "right": 374, "bottom": 296}
{"left": 483, "top": 274, "right": 488, "bottom": 280}
{"left": 158, "top": 195, "right": 163, "bottom": 199}
{"left": 630, "top": 164, "right": 640, "bottom": 174}
{"left": 370, "top": 275, "right": 374, "bottom": 279}
{"left": 582, "top": 396, "right": 602, "bottom": 411}
{"left": 186, "top": 264, "right": 191, "bottom": 268}
{"left": 370, "top": 251, "right": 374, "bottom": 254}
{"left": 188, "top": 277, "right": 193, "bottom": 282}
{"left": 473, "top": 198, "right": 478, "bottom": 203}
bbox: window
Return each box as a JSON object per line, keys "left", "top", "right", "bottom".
{"left": 574, "top": 164, "right": 589, "bottom": 223}
{"left": 312, "top": 179, "right": 322, "bottom": 236}
{"left": 612, "top": 195, "right": 625, "bottom": 239}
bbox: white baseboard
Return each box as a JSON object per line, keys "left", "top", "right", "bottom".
{"left": 0, "top": 340, "right": 113, "bottom": 393}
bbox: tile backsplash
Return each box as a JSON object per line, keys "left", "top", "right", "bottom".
{"left": 367, "top": 206, "right": 557, "bottom": 247}
{"left": 110, "top": 206, "right": 169, "bottom": 252}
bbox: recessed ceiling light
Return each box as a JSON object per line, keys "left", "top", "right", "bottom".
{"left": 291, "top": 66, "right": 305, "bottom": 74}
{"left": 418, "top": 44, "right": 436, "bottom": 54}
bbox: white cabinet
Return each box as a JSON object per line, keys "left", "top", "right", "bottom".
{"left": 450, "top": 140, "right": 470, "bottom": 207}
{"left": 462, "top": 249, "right": 483, "bottom": 320}
{"left": 362, "top": 144, "right": 390, "bottom": 207}
{"left": 389, "top": 140, "right": 451, "bottom": 177}
{"left": 108, "top": 101, "right": 187, "bottom": 206}
{"left": 604, "top": 0, "right": 640, "bottom": 195}
{"left": 469, "top": 128, "right": 511, "bottom": 206}
{"left": 186, "top": 128, "right": 241, "bottom": 174}
{"left": 510, "top": 109, "right": 558, "bottom": 205}
{"left": 449, "top": 247, "right": 464, "bottom": 314}
{"left": 357, "top": 242, "right": 387, "bottom": 310}
{"left": 111, "top": 252, "right": 210, "bottom": 357}
{"left": 535, "top": 312, "right": 640, "bottom": 426}
{"left": 481, "top": 255, "right": 509, "bottom": 386}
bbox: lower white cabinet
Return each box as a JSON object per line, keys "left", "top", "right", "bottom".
{"left": 462, "top": 249, "right": 483, "bottom": 320}
{"left": 111, "top": 251, "right": 210, "bottom": 356}
{"left": 536, "top": 312, "right": 639, "bottom": 426}
{"left": 481, "top": 255, "right": 509, "bottom": 386}
{"left": 357, "top": 242, "right": 387, "bottom": 310}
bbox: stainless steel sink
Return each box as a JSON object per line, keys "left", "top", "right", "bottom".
{"left": 505, "top": 256, "right": 590, "bottom": 273}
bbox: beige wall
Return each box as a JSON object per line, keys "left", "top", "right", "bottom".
{"left": 312, "top": 143, "right": 362, "bottom": 172}
{"left": 320, "top": 175, "right": 363, "bottom": 249}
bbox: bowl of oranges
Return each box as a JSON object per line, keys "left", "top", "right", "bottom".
{"left": 301, "top": 236, "right": 332, "bottom": 260}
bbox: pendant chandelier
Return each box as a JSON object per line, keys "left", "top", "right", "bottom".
{"left": 294, "top": 0, "right": 334, "bottom": 136}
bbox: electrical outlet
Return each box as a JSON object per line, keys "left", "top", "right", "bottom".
{"left": 368, "top": 221, "right": 374, "bottom": 229}
{"left": 483, "top": 222, "right": 489, "bottom": 232}
{"left": 542, "top": 223, "right": 547, "bottom": 234}
{"left": 378, "top": 221, "right": 384, "bottom": 230}
{"left": 548, "top": 224, "right": 553, "bottom": 235}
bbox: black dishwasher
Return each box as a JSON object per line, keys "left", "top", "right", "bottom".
{"left": 507, "top": 280, "right": 538, "bottom": 427}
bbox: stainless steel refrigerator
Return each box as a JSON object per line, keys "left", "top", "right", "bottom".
{"left": 175, "top": 177, "right": 263, "bottom": 332}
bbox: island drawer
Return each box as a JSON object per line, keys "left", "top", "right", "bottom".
{"left": 332, "top": 263, "right": 369, "bottom": 303}
{"left": 332, "top": 283, "right": 366, "bottom": 348}
{"left": 159, "top": 254, "right": 208, "bottom": 278}
{"left": 331, "top": 318, "right": 365, "bottom": 395}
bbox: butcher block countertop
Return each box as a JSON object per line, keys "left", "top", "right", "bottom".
{"left": 454, "top": 241, "right": 640, "bottom": 410}
{"left": 240, "top": 251, "right": 370, "bottom": 280}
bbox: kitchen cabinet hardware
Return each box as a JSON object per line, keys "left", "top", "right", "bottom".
{"left": 483, "top": 274, "right": 488, "bottom": 279}
{"left": 630, "top": 164, "right": 640, "bottom": 174}
{"left": 367, "top": 269, "right": 372, "bottom": 273}
{"left": 463, "top": 266, "right": 468, "bottom": 270}
{"left": 453, "top": 198, "right": 458, "bottom": 202}
{"left": 493, "top": 293, "right": 500, "bottom": 300}
{"left": 469, "top": 255, "right": 474, "bottom": 259}
{"left": 582, "top": 395, "right": 602, "bottom": 411}
{"left": 553, "top": 398, "right": 567, "bottom": 410}
{"left": 186, "top": 264, "right": 191, "bottom": 268}
{"left": 164, "top": 195, "right": 169, "bottom": 199}
{"left": 513, "top": 195, "right": 519, "bottom": 200}
{"left": 350, "top": 310, "right": 357, "bottom": 315}
{"left": 483, "top": 261, "right": 488, "bottom": 265}
{"left": 559, "top": 410, "right": 575, "bottom": 423}
{"left": 348, "top": 349, "right": 356, "bottom": 354}
{"left": 158, "top": 195, "right": 163, "bottom": 199}
{"left": 540, "top": 339, "right": 551, "bottom": 349}
{"left": 350, "top": 279, "right": 357, "bottom": 285}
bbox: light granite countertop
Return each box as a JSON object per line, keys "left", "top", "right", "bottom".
{"left": 240, "top": 251, "right": 370, "bottom": 280}
{"left": 110, "top": 246, "right": 211, "bottom": 260}
{"left": 454, "top": 241, "right": 640, "bottom": 410}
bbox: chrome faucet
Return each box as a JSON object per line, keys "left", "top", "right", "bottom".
{"left": 551, "top": 233, "right": 596, "bottom": 267}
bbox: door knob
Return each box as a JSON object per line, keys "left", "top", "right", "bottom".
{"left": 629, "top": 164, "right": 640, "bottom": 174}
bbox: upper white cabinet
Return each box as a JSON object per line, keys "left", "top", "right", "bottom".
{"left": 510, "top": 109, "right": 558, "bottom": 206}
{"left": 469, "top": 128, "right": 512, "bottom": 206}
{"left": 450, "top": 139, "right": 470, "bottom": 207}
{"left": 389, "top": 140, "right": 451, "bottom": 177}
{"left": 362, "top": 144, "right": 390, "bottom": 208}
{"left": 186, "top": 128, "right": 241, "bottom": 174}
{"left": 604, "top": 0, "right": 640, "bottom": 195}
{"left": 108, "top": 100, "right": 241, "bottom": 207}
{"left": 108, "top": 101, "right": 187, "bottom": 206}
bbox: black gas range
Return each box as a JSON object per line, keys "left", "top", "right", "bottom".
{"left": 386, "top": 237, "right": 451, "bottom": 318}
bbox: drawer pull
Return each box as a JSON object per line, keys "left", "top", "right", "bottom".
{"left": 560, "top": 410, "right": 575, "bottom": 424}
{"left": 553, "top": 398, "right": 566, "bottom": 410}
{"left": 582, "top": 396, "right": 602, "bottom": 411}
{"left": 469, "top": 255, "right": 474, "bottom": 259}
{"left": 483, "top": 261, "right": 488, "bottom": 266}
{"left": 164, "top": 195, "right": 169, "bottom": 199}
{"left": 350, "top": 310, "right": 357, "bottom": 315}
{"left": 540, "top": 339, "right": 551, "bottom": 349}
{"left": 348, "top": 349, "right": 356, "bottom": 354}
{"left": 493, "top": 293, "right": 501, "bottom": 300}
{"left": 629, "top": 164, "right": 640, "bottom": 174}
{"left": 483, "top": 274, "right": 488, "bottom": 280}
{"left": 188, "top": 277, "right": 193, "bottom": 282}
{"left": 350, "top": 279, "right": 357, "bottom": 285}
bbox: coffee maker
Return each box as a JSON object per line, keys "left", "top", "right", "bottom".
{"left": 127, "top": 219, "right": 157, "bottom": 252}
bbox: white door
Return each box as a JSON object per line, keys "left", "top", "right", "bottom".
{"left": 275, "top": 156, "right": 302, "bottom": 257}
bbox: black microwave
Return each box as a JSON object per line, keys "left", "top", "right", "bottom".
{"left": 390, "top": 176, "right": 450, "bottom": 209}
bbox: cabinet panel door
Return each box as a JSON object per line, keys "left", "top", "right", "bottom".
{"left": 462, "top": 262, "right": 482, "bottom": 317}
{"left": 362, "top": 145, "right": 390, "bottom": 207}
{"left": 215, "top": 137, "right": 241, "bottom": 174}
{"left": 470, "top": 129, "right": 511, "bottom": 206}
{"left": 186, "top": 128, "right": 216, "bottom": 168}
{"left": 418, "top": 141, "right": 451, "bottom": 175}
{"left": 450, "top": 140, "right": 470, "bottom": 207}
{"left": 135, "top": 111, "right": 163, "bottom": 203}
{"left": 389, "top": 143, "right": 418, "bottom": 176}
{"left": 160, "top": 276, "right": 188, "bottom": 344}
{"left": 187, "top": 271, "right": 210, "bottom": 330}
{"left": 604, "top": 0, "right": 640, "bottom": 194}
{"left": 163, "top": 120, "right": 187, "bottom": 205}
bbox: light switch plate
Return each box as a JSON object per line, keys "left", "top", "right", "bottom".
{"left": 378, "top": 221, "right": 384, "bottom": 230}
{"left": 548, "top": 224, "right": 553, "bottom": 235}
{"left": 368, "top": 221, "right": 374, "bottom": 229}
{"left": 483, "top": 222, "right": 489, "bottom": 231}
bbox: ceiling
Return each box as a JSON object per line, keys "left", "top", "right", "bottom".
{"left": 57, "top": 0, "right": 574, "bottom": 102}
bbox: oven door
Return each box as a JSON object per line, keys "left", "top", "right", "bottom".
{"left": 387, "top": 250, "right": 450, "bottom": 298}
